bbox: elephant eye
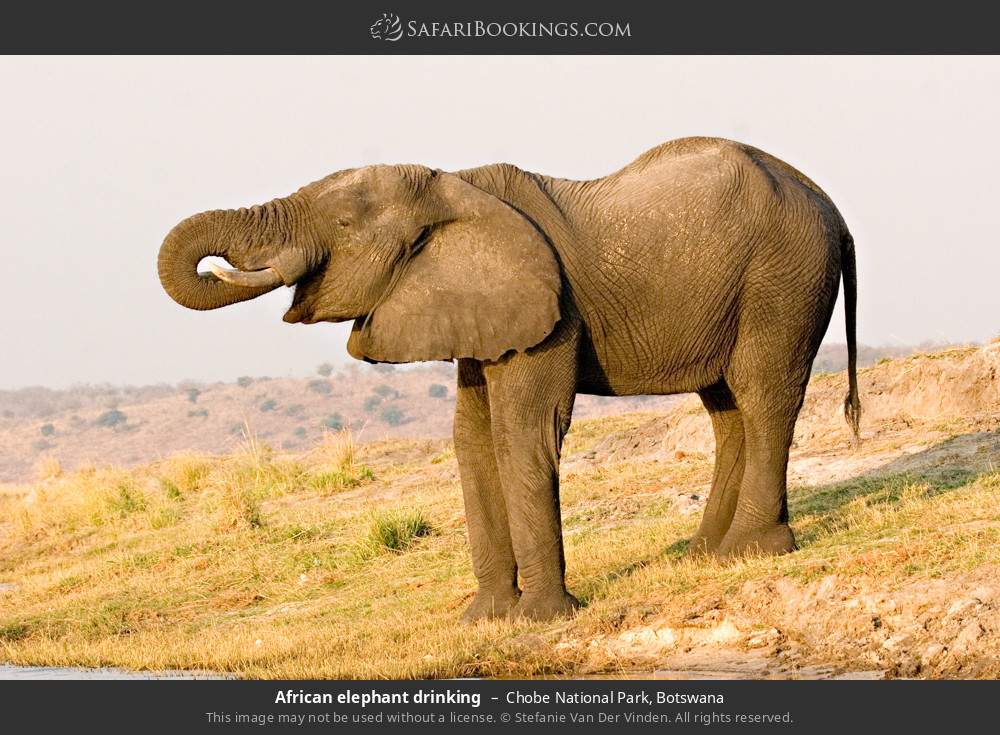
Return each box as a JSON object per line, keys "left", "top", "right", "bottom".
{"left": 336, "top": 217, "right": 352, "bottom": 228}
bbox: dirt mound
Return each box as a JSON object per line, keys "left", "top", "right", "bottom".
{"left": 571, "top": 571, "right": 1000, "bottom": 679}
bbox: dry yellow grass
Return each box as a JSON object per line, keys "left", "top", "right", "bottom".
{"left": 2, "top": 347, "right": 1000, "bottom": 679}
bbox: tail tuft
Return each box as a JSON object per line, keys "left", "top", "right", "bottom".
{"left": 844, "top": 391, "right": 861, "bottom": 447}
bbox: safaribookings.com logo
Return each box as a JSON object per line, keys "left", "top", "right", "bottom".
{"left": 370, "top": 13, "right": 404, "bottom": 41}
{"left": 369, "top": 13, "right": 631, "bottom": 42}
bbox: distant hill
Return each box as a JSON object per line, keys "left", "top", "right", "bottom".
{"left": 0, "top": 362, "right": 676, "bottom": 482}
{"left": 0, "top": 342, "right": 956, "bottom": 482}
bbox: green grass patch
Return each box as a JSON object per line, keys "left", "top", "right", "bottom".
{"left": 309, "top": 466, "right": 374, "bottom": 493}
{"left": 355, "top": 508, "right": 434, "bottom": 561}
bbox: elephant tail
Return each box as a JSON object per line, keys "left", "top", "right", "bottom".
{"left": 842, "top": 231, "right": 862, "bottom": 447}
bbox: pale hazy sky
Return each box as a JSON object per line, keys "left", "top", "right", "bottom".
{"left": 1, "top": 56, "right": 998, "bottom": 388}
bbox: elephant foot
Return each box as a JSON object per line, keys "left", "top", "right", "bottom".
{"left": 685, "top": 531, "right": 726, "bottom": 559}
{"left": 461, "top": 585, "right": 521, "bottom": 623}
{"left": 511, "top": 589, "right": 580, "bottom": 621}
{"left": 717, "top": 523, "right": 796, "bottom": 559}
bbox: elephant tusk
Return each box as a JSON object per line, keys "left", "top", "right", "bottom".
{"left": 204, "top": 263, "right": 283, "bottom": 288}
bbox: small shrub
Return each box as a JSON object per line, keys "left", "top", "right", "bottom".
{"left": 310, "top": 428, "right": 375, "bottom": 492}
{"left": 373, "top": 364, "right": 395, "bottom": 374}
{"left": 32, "top": 439, "right": 53, "bottom": 452}
{"left": 217, "top": 478, "right": 263, "bottom": 530}
{"left": 213, "top": 447, "right": 280, "bottom": 531}
{"left": 976, "top": 471, "right": 1000, "bottom": 490}
{"left": 363, "top": 395, "right": 383, "bottom": 413}
{"left": 428, "top": 383, "right": 448, "bottom": 399}
{"left": 316, "top": 428, "right": 360, "bottom": 474}
{"left": 34, "top": 455, "right": 62, "bottom": 480}
{"left": 149, "top": 506, "right": 180, "bottom": 529}
{"left": 229, "top": 423, "right": 244, "bottom": 436}
{"left": 267, "top": 524, "right": 320, "bottom": 544}
{"left": 237, "top": 422, "right": 272, "bottom": 468}
{"left": 309, "top": 466, "right": 374, "bottom": 493}
{"left": 160, "top": 479, "right": 182, "bottom": 501}
{"left": 260, "top": 399, "right": 277, "bottom": 412}
{"left": 285, "top": 403, "right": 305, "bottom": 417}
{"left": 110, "top": 481, "right": 146, "bottom": 516}
{"left": 322, "top": 413, "right": 344, "bottom": 431}
{"left": 373, "top": 384, "right": 399, "bottom": 399}
{"left": 380, "top": 406, "right": 405, "bottom": 426}
{"left": 186, "top": 388, "right": 201, "bottom": 404}
{"left": 0, "top": 621, "right": 30, "bottom": 642}
{"left": 91, "top": 480, "right": 147, "bottom": 524}
{"left": 293, "top": 427, "right": 307, "bottom": 439}
{"left": 237, "top": 376, "right": 253, "bottom": 388}
{"left": 355, "top": 508, "right": 432, "bottom": 560}
{"left": 187, "top": 409, "right": 209, "bottom": 418}
{"left": 158, "top": 454, "right": 212, "bottom": 495}
{"left": 316, "top": 362, "right": 334, "bottom": 377}
{"left": 95, "top": 409, "right": 127, "bottom": 428}
{"left": 39, "top": 423, "right": 55, "bottom": 436}
{"left": 308, "top": 379, "right": 332, "bottom": 395}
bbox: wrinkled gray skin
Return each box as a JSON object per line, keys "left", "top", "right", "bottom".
{"left": 158, "top": 137, "right": 860, "bottom": 622}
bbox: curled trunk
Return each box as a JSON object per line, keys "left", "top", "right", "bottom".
{"left": 157, "top": 196, "right": 307, "bottom": 311}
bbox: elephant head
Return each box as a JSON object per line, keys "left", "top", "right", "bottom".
{"left": 158, "top": 166, "right": 562, "bottom": 362}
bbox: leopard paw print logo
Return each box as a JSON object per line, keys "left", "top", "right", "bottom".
{"left": 370, "top": 13, "right": 403, "bottom": 41}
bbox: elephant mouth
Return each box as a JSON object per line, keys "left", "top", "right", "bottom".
{"left": 283, "top": 276, "right": 321, "bottom": 324}
{"left": 283, "top": 268, "right": 350, "bottom": 325}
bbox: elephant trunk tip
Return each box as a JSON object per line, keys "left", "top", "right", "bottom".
{"left": 157, "top": 211, "right": 283, "bottom": 311}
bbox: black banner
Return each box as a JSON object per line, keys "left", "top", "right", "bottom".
{"left": 1, "top": 0, "right": 999, "bottom": 53}
{"left": 1, "top": 679, "right": 998, "bottom": 733}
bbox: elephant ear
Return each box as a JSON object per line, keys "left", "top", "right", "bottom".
{"left": 347, "top": 173, "right": 562, "bottom": 363}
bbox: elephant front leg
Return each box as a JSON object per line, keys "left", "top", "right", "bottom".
{"left": 494, "top": 429, "right": 578, "bottom": 620}
{"left": 454, "top": 361, "right": 520, "bottom": 622}
{"left": 484, "top": 322, "right": 581, "bottom": 621}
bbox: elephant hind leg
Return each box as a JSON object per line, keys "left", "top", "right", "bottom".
{"left": 687, "top": 380, "right": 745, "bottom": 557}
{"left": 717, "top": 371, "right": 806, "bottom": 559}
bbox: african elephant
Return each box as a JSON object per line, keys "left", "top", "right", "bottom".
{"left": 158, "top": 137, "right": 860, "bottom": 622}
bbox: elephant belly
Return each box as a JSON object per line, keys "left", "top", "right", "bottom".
{"left": 574, "top": 296, "right": 738, "bottom": 398}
